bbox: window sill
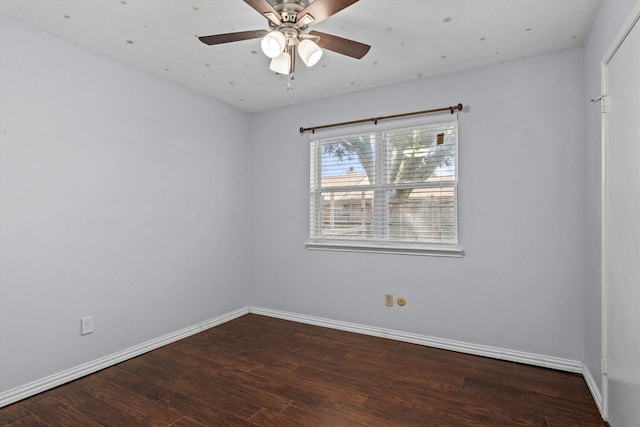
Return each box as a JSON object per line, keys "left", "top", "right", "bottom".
{"left": 305, "top": 240, "right": 464, "bottom": 257}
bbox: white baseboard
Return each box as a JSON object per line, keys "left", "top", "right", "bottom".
{"left": 583, "top": 364, "right": 604, "bottom": 418}
{"left": 250, "top": 306, "right": 584, "bottom": 373}
{"left": 0, "top": 307, "right": 249, "bottom": 409}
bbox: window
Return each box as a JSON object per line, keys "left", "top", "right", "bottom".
{"left": 307, "top": 115, "right": 462, "bottom": 256}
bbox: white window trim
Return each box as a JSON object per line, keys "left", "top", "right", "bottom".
{"left": 305, "top": 239, "right": 464, "bottom": 257}
{"left": 307, "top": 113, "right": 464, "bottom": 257}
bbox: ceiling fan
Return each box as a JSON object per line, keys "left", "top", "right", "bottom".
{"left": 198, "top": 0, "right": 370, "bottom": 81}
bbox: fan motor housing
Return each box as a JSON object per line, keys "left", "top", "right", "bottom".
{"left": 273, "top": 0, "right": 307, "bottom": 23}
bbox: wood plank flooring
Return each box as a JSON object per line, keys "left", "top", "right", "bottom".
{"left": 0, "top": 314, "right": 606, "bottom": 426}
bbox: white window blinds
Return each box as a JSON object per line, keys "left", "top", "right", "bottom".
{"left": 309, "top": 115, "right": 459, "bottom": 251}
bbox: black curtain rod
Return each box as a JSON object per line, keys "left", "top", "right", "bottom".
{"left": 299, "top": 103, "right": 464, "bottom": 134}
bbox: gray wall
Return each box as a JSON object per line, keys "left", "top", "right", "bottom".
{"left": 0, "top": 16, "right": 252, "bottom": 393}
{"left": 582, "top": 0, "right": 638, "bottom": 392}
{"left": 250, "top": 48, "right": 587, "bottom": 361}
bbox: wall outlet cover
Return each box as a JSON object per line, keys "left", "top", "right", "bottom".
{"left": 81, "top": 316, "right": 94, "bottom": 335}
{"left": 385, "top": 294, "right": 393, "bottom": 307}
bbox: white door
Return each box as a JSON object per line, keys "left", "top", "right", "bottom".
{"left": 602, "top": 4, "right": 640, "bottom": 426}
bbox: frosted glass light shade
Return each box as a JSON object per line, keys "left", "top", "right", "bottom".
{"left": 269, "top": 51, "right": 291, "bottom": 74}
{"left": 261, "top": 31, "right": 286, "bottom": 58}
{"left": 298, "top": 39, "right": 323, "bottom": 67}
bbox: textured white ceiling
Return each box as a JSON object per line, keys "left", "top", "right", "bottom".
{"left": 0, "top": 0, "right": 601, "bottom": 112}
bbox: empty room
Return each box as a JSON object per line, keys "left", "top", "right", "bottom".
{"left": 1, "top": 0, "right": 639, "bottom": 425}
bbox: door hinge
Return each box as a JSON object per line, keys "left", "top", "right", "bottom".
{"left": 601, "top": 95, "right": 610, "bottom": 113}
{"left": 602, "top": 356, "right": 608, "bottom": 375}
{"left": 591, "top": 95, "right": 609, "bottom": 113}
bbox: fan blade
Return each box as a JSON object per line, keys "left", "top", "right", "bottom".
{"left": 309, "top": 31, "right": 370, "bottom": 59}
{"left": 243, "top": 0, "right": 283, "bottom": 24}
{"left": 297, "top": 0, "right": 359, "bottom": 26}
{"left": 199, "top": 30, "right": 268, "bottom": 45}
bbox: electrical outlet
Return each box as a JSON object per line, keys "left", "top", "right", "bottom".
{"left": 397, "top": 297, "right": 407, "bottom": 306}
{"left": 385, "top": 294, "right": 393, "bottom": 306}
{"left": 81, "top": 316, "right": 94, "bottom": 335}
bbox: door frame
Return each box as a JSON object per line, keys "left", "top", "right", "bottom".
{"left": 601, "top": 1, "right": 640, "bottom": 421}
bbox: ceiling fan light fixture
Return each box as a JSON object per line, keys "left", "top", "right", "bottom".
{"left": 298, "top": 39, "right": 323, "bottom": 67}
{"left": 261, "top": 31, "right": 286, "bottom": 58}
{"left": 270, "top": 51, "right": 291, "bottom": 74}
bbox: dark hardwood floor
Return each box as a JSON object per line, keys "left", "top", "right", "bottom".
{"left": 0, "top": 314, "right": 605, "bottom": 426}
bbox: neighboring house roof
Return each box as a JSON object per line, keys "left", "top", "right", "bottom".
{"left": 322, "top": 170, "right": 370, "bottom": 188}
{"left": 321, "top": 170, "right": 455, "bottom": 202}
{"left": 322, "top": 171, "right": 370, "bottom": 202}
